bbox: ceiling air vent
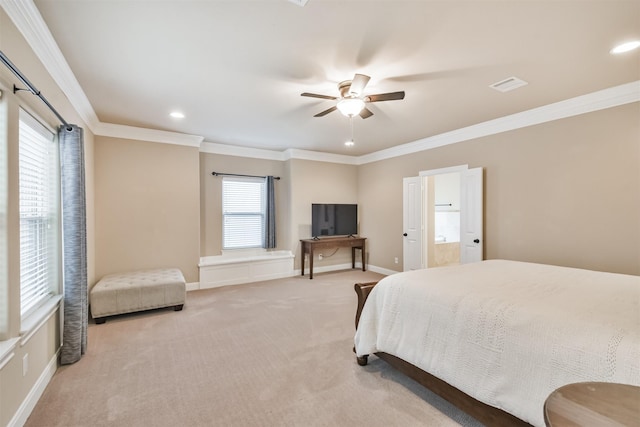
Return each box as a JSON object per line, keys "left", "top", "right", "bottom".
{"left": 490, "top": 76, "right": 528, "bottom": 93}
{"left": 288, "top": 0, "right": 309, "bottom": 6}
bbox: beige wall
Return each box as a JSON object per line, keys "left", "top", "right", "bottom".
{"left": 198, "top": 155, "right": 359, "bottom": 271}
{"left": 288, "top": 159, "right": 358, "bottom": 270}
{"left": 1, "top": 4, "right": 638, "bottom": 425}
{"left": 1, "top": 7, "right": 94, "bottom": 425}
{"left": 359, "top": 103, "right": 640, "bottom": 275}
{"left": 199, "top": 153, "right": 289, "bottom": 257}
{"left": 95, "top": 136, "right": 200, "bottom": 282}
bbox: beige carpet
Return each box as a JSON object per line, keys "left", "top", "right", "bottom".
{"left": 26, "top": 270, "right": 483, "bottom": 427}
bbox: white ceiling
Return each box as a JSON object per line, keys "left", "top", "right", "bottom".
{"left": 29, "top": 0, "right": 640, "bottom": 156}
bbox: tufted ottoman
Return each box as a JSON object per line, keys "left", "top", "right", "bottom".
{"left": 90, "top": 268, "right": 186, "bottom": 324}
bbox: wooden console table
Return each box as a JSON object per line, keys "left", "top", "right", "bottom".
{"left": 300, "top": 237, "right": 366, "bottom": 279}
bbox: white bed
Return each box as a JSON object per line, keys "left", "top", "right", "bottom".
{"left": 354, "top": 259, "right": 640, "bottom": 426}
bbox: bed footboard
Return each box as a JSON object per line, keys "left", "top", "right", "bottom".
{"left": 354, "top": 282, "right": 378, "bottom": 366}
{"left": 354, "top": 282, "right": 378, "bottom": 329}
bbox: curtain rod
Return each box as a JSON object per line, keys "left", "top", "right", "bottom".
{"left": 0, "top": 49, "right": 72, "bottom": 131}
{"left": 212, "top": 172, "right": 280, "bottom": 180}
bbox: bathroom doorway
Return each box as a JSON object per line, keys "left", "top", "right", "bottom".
{"left": 403, "top": 165, "right": 483, "bottom": 271}
{"left": 429, "top": 172, "right": 461, "bottom": 267}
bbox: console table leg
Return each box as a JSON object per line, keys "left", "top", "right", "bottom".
{"left": 352, "top": 247, "right": 356, "bottom": 269}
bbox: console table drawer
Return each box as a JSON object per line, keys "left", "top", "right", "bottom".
{"left": 310, "top": 241, "right": 336, "bottom": 250}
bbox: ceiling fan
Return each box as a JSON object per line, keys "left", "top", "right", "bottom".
{"left": 301, "top": 73, "right": 405, "bottom": 119}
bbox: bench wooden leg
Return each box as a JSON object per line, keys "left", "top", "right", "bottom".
{"left": 174, "top": 304, "right": 184, "bottom": 311}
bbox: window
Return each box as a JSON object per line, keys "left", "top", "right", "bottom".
{"left": 19, "top": 109, "right": 59, "bottom": 319}
{"left": 0, "top": 92, "right": 7, "bottom": 337}
{"left": 222, "top": 177, "right": 265, "bottom": 249}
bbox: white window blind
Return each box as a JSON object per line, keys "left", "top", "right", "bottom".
{"left": 19, "top": 109, "right": 59, "bottom": 319}
{"left": 0, "top": 92, "right": 7, "bottom": 337}
{"left": 222, "top": 177, "right": 265, "bottom": 249}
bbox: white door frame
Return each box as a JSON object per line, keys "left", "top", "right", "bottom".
{"left": 418, "top": 164, "right": 470, "bottom": 178}
{"left": 403, "top": 165, "right": 483, "bottom": 269}
{"left": 460, "top": 167, "right": 484, "bottom": 263}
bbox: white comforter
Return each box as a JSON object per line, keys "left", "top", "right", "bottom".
{"left": 354, "top": 260, "right": 640, "bottom": 426}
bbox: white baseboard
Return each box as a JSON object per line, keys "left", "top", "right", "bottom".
{"left": 368, "top": 265, "right": 400, "bottom": 276}
{"left": 8, "top": 350, "right": 59, "bottom": 427}
{"left": 197, "top": 261, "right": 371, "bottom": 286}
{"left": 294, "top": 262, "right": 398, "bottom": 277}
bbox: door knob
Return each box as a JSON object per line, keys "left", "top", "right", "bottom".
{"left": 403, "top": 233, "right": 408, "bottom": 237}
{"left": 473, "top": 239, "right": 480, "bottom": 243}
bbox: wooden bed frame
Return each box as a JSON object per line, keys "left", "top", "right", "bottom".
{"left": 354, "top": 282, "right": 533, "bottom": 427}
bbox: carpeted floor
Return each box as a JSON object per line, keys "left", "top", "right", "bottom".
{"left": 26, "top": 270, "right": 483, "bottom": 427}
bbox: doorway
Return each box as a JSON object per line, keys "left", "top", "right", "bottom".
{"left": 430, "top": 172, "right": 462, "bottom": 267}
{"left": 403, "top": 165, "right": 483, "bottom": 271}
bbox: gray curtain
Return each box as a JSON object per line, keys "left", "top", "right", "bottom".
{"left": 59, "top": 125, "right": 88, "bottom": 365}
{"left": 264, "top": 176, "right": 276, "bottom": 249}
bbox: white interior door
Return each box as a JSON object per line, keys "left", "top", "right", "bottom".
{"left": 403, "top": 176, "right": 423, "bottom": 271}
{"left": 460, "top": 167, "right": 483, "bottom": 263}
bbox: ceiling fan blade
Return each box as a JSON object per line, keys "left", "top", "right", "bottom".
{"left": 314, "top": 106, "right": 337, "bottom": 117}
{"left": 349, "top": 74, "right": 371, "bottom": 96}
{"left": 301, "top": 92, "right": 337, "bottom": 100}
{"left": 359, "top": 107, "right": 373, "bottom": 119}
{"left": 366, "top": 91, "right": 405, "bottom": 102}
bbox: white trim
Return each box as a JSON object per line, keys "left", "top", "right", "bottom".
{"left": 0, "top": 337, "right": 20, "bottom": 371}
{"left": 368, "top": 264, "right": 400, "bottom": 276}
{"left": 200, "top": 141, "right": 286, "bottom": 160}
{"left": 199, "top": 251, "right": 295, "bottom": 289}
{"left": 282, "top": 148, "right": 359, "bottom": 165}
{"left": 295, "top": 262, "right": 398, "bottom": 277}
{"left": 186, "top": 282, "right": 200, "bottom": 292}
{"left": 357, "top": 81, "right": 640, "bottom": 165}
{"left": 20, "top": 295, "right": 62, "bottom": 347}
{"left": 95, "top": 122, "right": 203, "bottom": 147}
{"left": 7, "top": 349, "right": 59, "bottom": 427}
{"left": 4, "top": 1, "right": 638, "bottom": 162}
{"left": 199, "top": 143, "right": 359, "bottom": 165}
{"left": 419, "top": 164, "right": 469, "bottom": 177}
{"left": 0, "top": 0, "right": 100, "bottom": 131}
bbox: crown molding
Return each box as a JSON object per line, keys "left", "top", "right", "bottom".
{"left": 199, "top": 143, "right": 359, "bottom": 165}
{"left": 95, "top": 123, "right": 204, "bottom": 148}
{"left": 200, "top": 141, "right": 286, "bottom": 160}
{"left": 1, "top": 0, "right": 100, "bottom": 131}
{"left": 283, "top": 148, "right": 359, "bottom": 165}
{"left": 357, "top": 80, "right": 640, "bottom": 165}
{"left": 4, "top": 1, "right": 638, "bottom": 165}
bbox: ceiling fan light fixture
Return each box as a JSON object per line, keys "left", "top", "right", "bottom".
{"left": 337, "top": 97, "right": 365, "bottom": 117}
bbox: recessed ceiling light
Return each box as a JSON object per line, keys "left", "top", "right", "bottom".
{"left": 344, "top": 140, "right": 355, "bottom": 147}
{"left": 170, "top": 111, "right": 185, "bottom": 119}
{"left": 610, "top": 40, "right": 640, "bottom": 54}
{"left": 288, "top": 0, "right": 309, "bottom": 6}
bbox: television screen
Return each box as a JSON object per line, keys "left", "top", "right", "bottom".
{"left": 311, "top": 204, "right": 358, "bottom": 237}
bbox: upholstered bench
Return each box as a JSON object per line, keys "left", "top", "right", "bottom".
{"left": 90, "top": 268, "right": 186, "bottom": 324}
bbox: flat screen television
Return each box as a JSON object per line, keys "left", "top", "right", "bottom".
{"left": 311, "top": 203, "right": 358, "bottom": 238}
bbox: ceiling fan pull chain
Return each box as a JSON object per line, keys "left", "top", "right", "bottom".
{"left": 345, "top": 116, "right": 355, "bottom": 147}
